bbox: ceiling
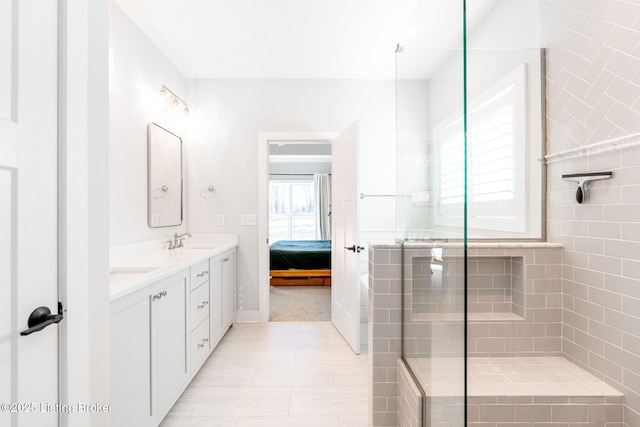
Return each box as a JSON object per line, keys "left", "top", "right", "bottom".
{"left": 113, "top": 0, "right": 421, "bottom": 80}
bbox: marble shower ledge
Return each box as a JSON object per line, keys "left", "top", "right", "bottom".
{"left": 412, "top": 312, "right": 525, "bottom": 322}
{"left": 545, "top": 131, "right": 640, "bottom": 164}
{"left": 369, "top": 241, "right": 562, "bottom": 250}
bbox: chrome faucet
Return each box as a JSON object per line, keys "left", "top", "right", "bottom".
{"left": 167, "top": 232, "right": 192, "bottom": 250}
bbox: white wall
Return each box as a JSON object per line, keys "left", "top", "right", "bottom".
{"left": 109, "top": 2, "right": 190, "bottom": 246}
{"left": 187, "top": 79, "right": 397, "bottom": 312}
{"left": 108, "top": 1, "right": 399, "bottom": 314}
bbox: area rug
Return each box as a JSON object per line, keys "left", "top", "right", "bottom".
{"left": 269, "top": 286, "right": 331, "bottom": 321}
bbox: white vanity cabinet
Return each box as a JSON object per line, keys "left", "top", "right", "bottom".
{"left": 209, "top": 248, "right": 236, "bottom": 348}
{"left": 111, "top": 270, "right": 189, "bottom": 427}
{"left": 110, "top": 242, "right": 237, "bottom": 427}
{"left": 111, "top": 289, "right": 153, "bottom": 427}
{"left": 221, "top": 249, "right": 236, "bottom": 328}
{"left": 190, "top": 259, "right": 211, "bottom": 373}
{"left": 209, "top": 254, "right": 223, "bottom": 345}
{"left": 155, "top": 273, "right": 189, "bottom": 412}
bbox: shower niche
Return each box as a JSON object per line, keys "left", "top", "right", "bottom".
{"left": 410, "top": 253, "right": 527, "bottom": 322}
{"left": 403, "top": 244, "right": 564, "bottom": 361}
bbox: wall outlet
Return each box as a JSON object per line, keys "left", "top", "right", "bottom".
{"left": 217, "top": 214, "right": 224, "bottom": 226}
{"left": 241, "top": 214, "right": 257, "bottom": 226}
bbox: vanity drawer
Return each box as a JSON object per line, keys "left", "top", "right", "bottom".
{"left": 190, "top": 259, "right": 210, "bottom": 289}
{"left": 190, "top": 319, "right": 210, "bottom": 373}
{"left": 190, "top": 282, "right": 209, "bottom": 329}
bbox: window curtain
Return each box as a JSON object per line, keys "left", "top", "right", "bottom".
{"left": 314, "top": 174, "right": 331, "bottom": 240}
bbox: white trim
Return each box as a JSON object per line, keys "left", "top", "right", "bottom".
{"left": 258, "top": 132, "right": 335, "bottom": 323}
{"left": 0, "top": 118, "right": 18, "bottom": 168}
{"left": 269, "top": 154, "right": 332, "bottom": 163}
{"left": 545, "top": 132, "right": 640, "bottom": 164}
{"left": 59, "top": 1, "right": 110, "bottom": 426}
{"left": 234, "top": 310, "right": 260, "bottom": 323}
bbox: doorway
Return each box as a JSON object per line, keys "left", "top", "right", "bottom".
{"left": 258, "top": 133, "right": 335, "bottom": 323}
{"left": 268, "top": 143, "right": 332, "bottom": 321}
{"left": 258, "top": 124, "right": 363, "bottom": 354}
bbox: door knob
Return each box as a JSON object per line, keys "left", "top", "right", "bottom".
{"left": 20, "top": 302, "right": 64, "bottom": 336}
{"left": 344, "top": 245, "right": 364, "bottom": 253}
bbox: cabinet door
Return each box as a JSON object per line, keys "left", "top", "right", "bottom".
{"left": 209, "top": 256, "right": 223, "bottom": 347}
{"left": 190, "top": 318, "right": 210, "bottom": 373}
{"left": 222, "top": 250, "right": 236, "bottom": 327}
{"left": 111, "top": 294, "right": 153, "bottom": 427}
{"left": 154, "top": 273, "right": 189, "bottom": 413}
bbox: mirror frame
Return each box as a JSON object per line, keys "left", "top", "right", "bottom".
{"left": 147, "top": 122, "right": 183, "bottom": 228}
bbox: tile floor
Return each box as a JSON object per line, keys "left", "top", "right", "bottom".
{"left": 160, "top": 322, "right": 369, "bottom": 427}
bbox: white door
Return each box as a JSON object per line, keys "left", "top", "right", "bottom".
{"left": 331, "top": 122, "right": 361, "bottom": 354}
{"left": 1, "top": 2, "right": 60, "bottom": 426}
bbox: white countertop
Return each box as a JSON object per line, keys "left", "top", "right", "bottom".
{"left": 109, "top": 234, "right": 237, "bottom": 301}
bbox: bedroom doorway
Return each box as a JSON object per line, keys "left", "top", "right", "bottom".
{"left": 258, "top": 132, "right": 335, "bottom": 324}
{"left": 267, "top": 140, "right": 333, "bottom": 321}
{"left": 258, "top": 125, "right": 363, "bottom": 354}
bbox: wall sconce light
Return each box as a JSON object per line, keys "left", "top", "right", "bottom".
{"left": 562, "top": 171, "right": 612, "bottom": 204}
{"left": 159, "top": 85, "right": 189, "bottom": 114}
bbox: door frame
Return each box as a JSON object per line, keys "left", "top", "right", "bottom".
{"left": 257, "top": 132, "right": 336, "bottom": 323}
{"left": 58, "top": 1, "right": 110, "bottom": 426}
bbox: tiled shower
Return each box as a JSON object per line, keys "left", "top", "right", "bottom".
{"left": 368, "top": 0, "right": 640, "bottom": 426}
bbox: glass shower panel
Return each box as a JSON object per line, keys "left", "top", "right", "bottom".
{"left": 396, "top": 1, "right": 467, "bottom": 425}
{"left": 397, "top": 1, "right": 545, "bottom": 426}
{"left": 464, "top": 0, "right": 545, "bottom": 240}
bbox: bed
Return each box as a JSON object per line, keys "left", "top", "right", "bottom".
{"left": 269, "top": 240, "right": 332, "bottom": 286}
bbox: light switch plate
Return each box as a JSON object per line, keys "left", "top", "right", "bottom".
{"left": 217, "top": 214, "right": 224, "bottom": 226}
{"left": 241, "top": 214, "right": 257, "bottom": 226}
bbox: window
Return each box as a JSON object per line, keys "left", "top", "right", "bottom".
{"left": 435, "top": 64, "right": 527, "bottom": 235}
{"left": 269, "top": 181, "right": 316, "bottom": 242}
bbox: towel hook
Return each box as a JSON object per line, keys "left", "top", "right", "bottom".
{"left": 152, "top": 185, "right": 169, "bottom": 199}
{"left": 200, "top": 185, "right": 216, "bottom": 199}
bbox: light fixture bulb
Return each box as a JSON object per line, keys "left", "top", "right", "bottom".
{"left": 158, "top": 85, "right": 189, "bottom": 115}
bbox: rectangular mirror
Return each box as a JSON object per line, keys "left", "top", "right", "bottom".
{"left": 148, "top": 122, "right": 182, "bottom": 227}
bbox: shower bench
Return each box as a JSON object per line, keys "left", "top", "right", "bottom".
{"left": 400, "top": 356, "right": 624, "bottom": 426}
{"left": 369, "top": 241, "right": 626, "bottom": 427}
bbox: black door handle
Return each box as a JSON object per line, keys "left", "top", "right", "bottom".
{"left": 344, "top": 245, "right": 365, "bottom": 253}
{"left": 20, "top": 302, "right": 64, "bottom": 336}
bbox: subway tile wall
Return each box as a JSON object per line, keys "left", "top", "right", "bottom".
{"left": 544, "top": 1, "right": 640, "bottom": 426}
{"left": 369, "top": 244, "right": 403, "bottom": 426}
{"left": 397, "top": 359, "right": 423, "bottom": 427}
{"left": 547, "top": 146, "right": 640, "bottom": 427}
{"left": 467, "top": 395, "right": 624, "bottom": 426}
{"left": 543, "top": 0, "right": 640, "bottom": 151}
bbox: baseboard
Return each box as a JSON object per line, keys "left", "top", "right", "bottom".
{"left": 234, "top": 310, "right": 261, "bottom": 323}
